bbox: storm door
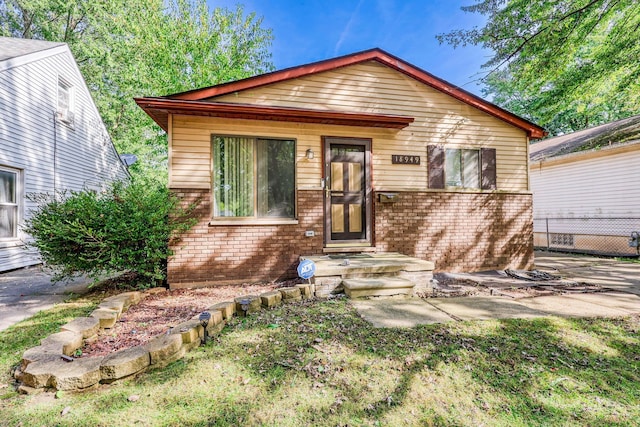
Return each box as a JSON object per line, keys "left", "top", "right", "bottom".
{"left": 324, "top": 137, "right": 372, "bottom": 244}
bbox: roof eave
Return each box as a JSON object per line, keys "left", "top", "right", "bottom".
{"left": 134, "top": 97, "right": 415, "bottom": 132}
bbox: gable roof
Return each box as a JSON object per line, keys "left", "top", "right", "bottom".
{"left": 0, "top": 37, "right": 67, "bottom": 71}
{"left": 0, "top": 37, "right": 65, "bottom": 61}
{"left": 530, "top": 114, "right": 640, "bottom": 161}
{"left": 136, "top": 48, "right": 546, "bottom": 138}
{"left": 0, "top": 36, "right": 131, "bottom": 177}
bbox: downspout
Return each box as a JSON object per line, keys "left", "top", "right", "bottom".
{"left": 526, "top": 136, "right": 531, "bottom": 192}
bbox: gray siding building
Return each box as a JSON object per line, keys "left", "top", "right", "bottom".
{"left": 0, "top": 37, "right": 129, "bottom": 271}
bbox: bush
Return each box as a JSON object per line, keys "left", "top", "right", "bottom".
{"left": 23, "top": 180, "right": 198, "bottom": 285}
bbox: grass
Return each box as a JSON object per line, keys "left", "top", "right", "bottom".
{"left": 616, "top": 256, "right": 640, "bottom": 264}
{"left": 1, "top": 296, "right": 640, "bottom": 426}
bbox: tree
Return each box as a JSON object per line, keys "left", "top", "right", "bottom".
{"left": 437, "top": 0, "right": 640, "bottom": 136}
{"left": 0, "top": 0, "right": 274, "bottom": 180}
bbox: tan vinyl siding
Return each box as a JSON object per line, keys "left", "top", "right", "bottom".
{"left": 171, "top": 115, "right": 400, "bottom": 190}
{"left": 170, "top": 61, "right": 528, "bottom": 192}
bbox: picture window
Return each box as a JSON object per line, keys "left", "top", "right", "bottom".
{"left": 212, "top": 136, "right": 295, "bottom": 219}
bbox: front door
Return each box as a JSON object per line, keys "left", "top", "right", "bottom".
{"left": 324, "top": 137, "right": 372, "bottom": 245}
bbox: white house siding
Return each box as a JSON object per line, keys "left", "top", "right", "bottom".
{"left": 0, "top": 44, "right": 129, "bottom": 271}
{"left": 530, "top": 148, "right": 640, "bottom": 218}
{"left": 530, "top": 145, "right": 640, "bottom": 254}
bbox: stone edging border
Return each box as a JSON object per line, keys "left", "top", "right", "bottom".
{"left": 14, "top": 284, "right": 312, "bottom": 393}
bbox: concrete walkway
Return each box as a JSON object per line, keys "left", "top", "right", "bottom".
{"left": 0, "top": 266, "right": 92, "bottom": 332}
{"left": 1, "top": 252, "right": 638, "bottom": 332}
{"left": 352, "top": 252, "right": 640, "bottom": 328}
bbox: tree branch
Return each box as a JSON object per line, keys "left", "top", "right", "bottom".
{"left": 484, "top": 0, "right": 615, "bottom": 77}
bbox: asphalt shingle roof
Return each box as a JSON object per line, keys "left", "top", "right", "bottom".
{"left": 0, "top": 36, "right": 65, "bottom": 62}
{"left": 529, "top": 115, "right": 640, "bottom": 161}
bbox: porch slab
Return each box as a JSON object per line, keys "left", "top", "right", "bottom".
{"left": 302, "top": 253, "right": 434, "bottom": 278}
{"left": 343, "top": 277, "right": 414, "bottom": 298}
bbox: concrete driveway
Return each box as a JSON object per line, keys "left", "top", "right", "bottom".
{"left": 0, "top": 266, "right": 91, "bottom": 332}
{"left": 353, "top": 251, "right": 640, "bottom": 328}
{"left": 534, "top": 251, "right": 640, "bottom": 295}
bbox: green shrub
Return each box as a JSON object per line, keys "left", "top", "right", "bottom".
{"left": 24, "top": 180, "right": 198, "bottom": 285}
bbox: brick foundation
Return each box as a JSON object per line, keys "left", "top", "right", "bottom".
{"left": 168, "top": 190, "right": 324, "bottom": 287}
{"left": 168, "top": 189, "right": 533, "bottom": 287}
{"left": 374, "top": 191, "right": 534, "bottom": 272}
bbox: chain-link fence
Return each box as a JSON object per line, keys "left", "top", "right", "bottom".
{"left": 533, "top": 217, "right": 640, "bottom": 257}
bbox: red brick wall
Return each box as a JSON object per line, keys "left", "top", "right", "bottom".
{"left": 168, "top": 190, "right": 324, "bottom": 286}
{"left": 374, "top": 191, "right": 534, "bottom": 272}
{"left": 168, "top": 189, "right": 533, "bottom": 286}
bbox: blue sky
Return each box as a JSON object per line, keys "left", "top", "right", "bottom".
{"left": 210, "top": 0, "right": 490, "bottom": 95}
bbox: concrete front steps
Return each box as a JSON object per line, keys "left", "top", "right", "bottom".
{"left": 343, "top": 277, "right": 415, "bottom": 298}
{"left": 302, "top": 252, "right": 435, "bottom": 298}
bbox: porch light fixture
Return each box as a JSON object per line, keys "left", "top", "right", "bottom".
{"left": 199, "top": 311, "right": 211, "bottom": 344}
{"left": 239, "top": 298, "right": 251, "bottom": 317}
{"left": 306, "top": 148, "right": 314, "bottom": 160}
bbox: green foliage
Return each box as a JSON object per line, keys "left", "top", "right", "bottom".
{"left": 2, "top": 297, "right": 640, "bottom": 425}
{"left": 0, "top": 0, "right": 274, "bottom": 181}
{"left": 23, "top": 180, "right": 198, "bottom": 284}
{"left": 437, "top": 0, "right": 640, "bottom": 135}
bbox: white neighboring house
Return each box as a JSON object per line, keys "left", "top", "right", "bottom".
{"left": 530, "top": 115, "right": 640, "bottom": 256}
{"left": 0, "top": 37, "right": 130, "bottom": 272}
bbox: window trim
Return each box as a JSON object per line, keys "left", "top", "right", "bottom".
{"left": 0, "top": 165, "right": 22, "bottom": 241}
{"left": 210, "top": 134, "right": 297, "bottom": 223}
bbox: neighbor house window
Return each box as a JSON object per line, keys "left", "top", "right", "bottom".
{"left": 0, "top": 167, "right": 19, "bottom": 239}
{"left": 57, "top": 77, "right": 75, "bottom": 125}
{"left": 550, "top": 233, "right": 574, "bottom": 247}
{"left": 427, "top": 145, "right": 497, "bottom": 190}
{"left": 212, "top": 136, "right": 295, "bottom": 218}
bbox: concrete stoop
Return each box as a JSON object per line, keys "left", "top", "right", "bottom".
{"left": 15, "top": 283, "right": 313, "bottom": 393}
{"left": 303, "top": 252, "right": 435, "bottom": 298}
{"left": 343, "top": 277, "right": 415, "bottom": 298}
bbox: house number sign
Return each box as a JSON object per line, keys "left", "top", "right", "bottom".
{"left": 391, "top": 154, "right": 420, "bottom": 165}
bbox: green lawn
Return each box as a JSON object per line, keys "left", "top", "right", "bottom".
{"left": 1, "top": 295, "right": 639, "bottom": 426}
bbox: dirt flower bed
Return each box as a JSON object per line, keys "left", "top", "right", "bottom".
{"left": 80, "top": 283, "right": 284, "bottom": 357}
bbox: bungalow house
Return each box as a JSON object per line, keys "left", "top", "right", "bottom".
{"left": 136, "top": 48, "right": 545, "bottom": 289}
{"left": 0, "top": 37, "right": 130, "bottom": 272}
{"left": 530, "top": 115, "right": 640, "bottom": 256}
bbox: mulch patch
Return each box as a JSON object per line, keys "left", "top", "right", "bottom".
{"left": 80, "top": 282, "right": 298, "bottom": 357}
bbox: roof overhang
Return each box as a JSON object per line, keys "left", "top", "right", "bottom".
{"left": 530, "top": 139, "right": 640, "bottom": 168}
{"left": 134, "top": 97, "right": 415, "bottom": 132}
